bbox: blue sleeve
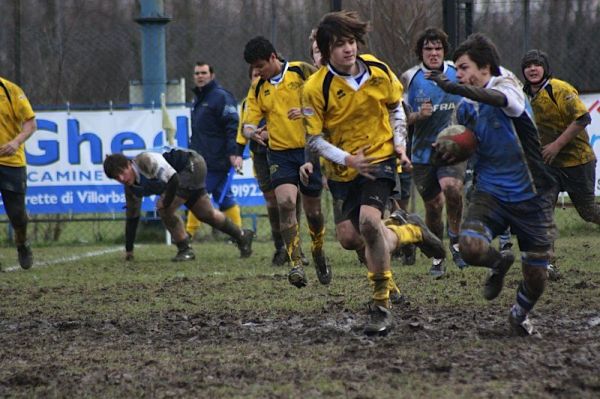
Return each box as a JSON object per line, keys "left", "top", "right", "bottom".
{"left": 456, "top": 101, "right": 478, "bottom": 132}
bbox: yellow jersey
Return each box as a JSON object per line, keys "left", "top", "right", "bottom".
{"left": 0, "top": 77, "right": 35, "bottom": 167}
{"left": 244, "top": 61, "right": 315, "bottom": 151}
{"left": 236, "top": 97, "right": 249, "bottom": 147}
{"left": 530, "top": 78, "right": 595, "bottom": 167}
{"left": 302, "top": 54, "right": 403, "bottom": 181}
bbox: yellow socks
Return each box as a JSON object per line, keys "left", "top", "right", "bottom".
{"left": 386, "top": 224, "right": 422, "bottom": 246}
{"left": 309, "top": 225, "right": 325, "bottom": 254}
{"left": 281, "top": 224, "right": 301, "bottom": 264}
{"left": 368, "top": 270, "right": 393, "bottom": 308}
{"left": 224, "top": 205, "right": 242, "bottom": 228}
{"left": 185, "top": 211, "right": 201, "bottom": 237}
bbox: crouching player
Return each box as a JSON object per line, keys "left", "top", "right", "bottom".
{"left": 301, "top": 11, "right": 445, "bottom": 336}
{"left": 103, "top": 148, "right": 254, "bottom": 262}
{"left": 427, "top": 33, "right": 556, "bottom": 336}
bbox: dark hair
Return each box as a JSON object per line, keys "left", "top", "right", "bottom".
{"left": 521, "top": 49, "right": 551, "bottom": 80}
{"left": 308, "top": 28, "right": 319, "bottom": 65}
{"left": 244, "top": 36, "right": 277, "bottom": 64}
{"left": 195, "top": 62, "right": 214, "bottom": 74}
{"left": 414, "top": 27, "right": 449, "bottom": 61}
{"left": 453, "top": 33, "right": 501, "bottom": 76}
{"left": 316, "top": 10, "right": 369, "bottom": 64}
{"left": 103, "top": 153, "right": 130, "bottom": 179}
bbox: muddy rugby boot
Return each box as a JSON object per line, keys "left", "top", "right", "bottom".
{"left": 171, "top": 246, "right": 195, "bottom": 262}
{"left": 483, "top": 250, "right": 515, "bottom": 300}
{"left": 450, "top": 242, "right": 468, "bottom": 269}
{"left": 287, "top": 264, "right": 308, "bottom": 288}
{"left": 499, "top": 240, "right": 513, "bottom": 252}
{"left": 312, "top": 248, "right": 332, "bottom": 285}
{"left": 429, "top": 258, "right": 446, "bottom": 278}
{"left": 237, "top": 229, "right": 255, "bottom": 258}
{"left": 387, "top": 210, "right": 446, "bottom": 259}
{"left": 547, "top": 263, "right": 561, "bottom": 281}
{"left": 271, "top": 246, "right": 288, "bottom": 266}
{"left": 509, "top": 307, "right": 536, "bottom": 337}
{"left": 389, "top": 290, "right": 408, "bottom": 306}
{"left": 17, "top": 242, "right": 33, "bottom": 270}
{"left": 364, "top": 304, "right": 393, "bottom": 336}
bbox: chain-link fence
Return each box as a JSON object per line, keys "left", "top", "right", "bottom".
{"left": 0, "top": 0, "right": 599, "bottom": 245}
{"left": 3, "top": 0, "right": 598, "bottom": 105}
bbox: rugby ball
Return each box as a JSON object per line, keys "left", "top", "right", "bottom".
{"left": 431, "top": 125, "right": 477, "bottom": 165}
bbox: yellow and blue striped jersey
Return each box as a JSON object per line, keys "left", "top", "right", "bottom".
{"left": 0, "top": 77, "right": 35, "bottom": 167}
{"left": 529, "top": 78, "right": 595, "bottom": 167}
{"left": 244, "top": 61, "right": 315, "bottom": 151}
{"left": 302, "top": 54, "right": 403, "bottom": 181}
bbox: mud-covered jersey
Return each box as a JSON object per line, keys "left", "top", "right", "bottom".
{"left": 0, "top": 77, "right": 35, "bottom": 167}
{"left": 244, "top": 61, "right": 315, "bottom": 151}
{"left": 302, "top": 54, "right": 402, "bottom": 182}
{"left": 456, "top": 75, "right": 553, "bottom": 202}
{"left": 401, "top": 62, "right": 461, "bottom": 164}
{"left": 129, "top": 149, "right": 193, "bottom": 198}
{"left": 528, "top": 78, "right": 595, "bottom": 167}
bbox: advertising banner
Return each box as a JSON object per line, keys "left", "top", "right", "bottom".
{"left": 581, "top": 94, "right": 600, "bottom": 195}
{"left": 0, "top": 108, "right": 265, "bottom": 215}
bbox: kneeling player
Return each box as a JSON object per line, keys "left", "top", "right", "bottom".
{"left": 103, "top": 148, "right": 254, "bottom": 262}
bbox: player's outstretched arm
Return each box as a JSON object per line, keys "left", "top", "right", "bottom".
{"left": 124, "top": 187, "right": 142, "bottom": 261}
{"left": 426, "top": 70, "right": 506, "bottom": 107}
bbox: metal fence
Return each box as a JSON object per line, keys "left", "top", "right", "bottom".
{"left": 2, "top": 0, "right": 598, "bottom": 105}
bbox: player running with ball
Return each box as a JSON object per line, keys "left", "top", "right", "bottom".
{"left": 427, "top": 33, "right": 556, "bottom": 336}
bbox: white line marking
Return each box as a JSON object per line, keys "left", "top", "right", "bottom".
{"left": 2, "top": 246, "right": 124, "bottom": 272}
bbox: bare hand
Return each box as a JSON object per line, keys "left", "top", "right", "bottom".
{"left": 541, "top": 142, "right": 561, "bottom": 164}
{"left": 0, "top": 140, "right": 20, "bottom": 157}
{"left": 395, "top": 145, "right": 412, "bottom": 170}
{"left": 425, "top": 70, "right": 452, "bottom": 91}
{"left": 322, "top": 175, "right": 330, "bottom": 191}
{"left": 299, "top": 162, "right": 313, "bottom": 186}
{"left": 231, "top": 155, "right": 243, "bottom": 172}
{"left": 418, "top": 101, "right": 433, "bottom": 120}
{"left": 345, "top": 147, "right": 377, "bottom": 179}
{"left": 431, "top": 142, "right": 457, "bottom": 165}
{"left": 251, "top": 126, "right": 268, "bottom": 146}
{"left": 287, "top": 108, "right": 303, "bottom": 120}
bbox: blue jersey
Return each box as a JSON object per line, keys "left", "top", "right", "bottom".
{"left": 401, "top": 62, "right": 462, "bottom": 164}
{"left": 456, "top": 75, "right": 553, "bottom": 202}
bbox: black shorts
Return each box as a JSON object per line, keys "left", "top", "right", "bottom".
{"left": 327, "top": 179, "right": 348, "bottom": 225}
{"left": 0, "top": 165, "right": 27, "bottom": 194}
{"left": 412, "top": 162, "right": 467, "bottom": 201}
{"left": 547, "top": 160, "right": 597, "bottom": 207}
{"left": 330, "top": 158, "right": 396, "bottom": 227}
{"left": 390, "top": 170, "right": 412, "bottom": 201}
{"left": 268, "top": 148, "right": 322, "bottom": 197}
{"left": 252, "top": 150, "right": 272, "bottom": 193}
{"left": 177, "top": 153, "right": 208, "bottom": 207}
{"left": 462, "top": 190, "right": 555, "bottom": 253}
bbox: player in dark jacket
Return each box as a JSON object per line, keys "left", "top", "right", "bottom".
{"left": 187, "top": 62, "right": 242, "bottom": 238}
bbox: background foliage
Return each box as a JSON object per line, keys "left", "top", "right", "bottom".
{"left": 1, "top": 0, "right": 599, "bottom": 107}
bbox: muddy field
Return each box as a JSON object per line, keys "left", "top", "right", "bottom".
{"left": 0, "top": 238, "right": 599, "bottom": 398}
